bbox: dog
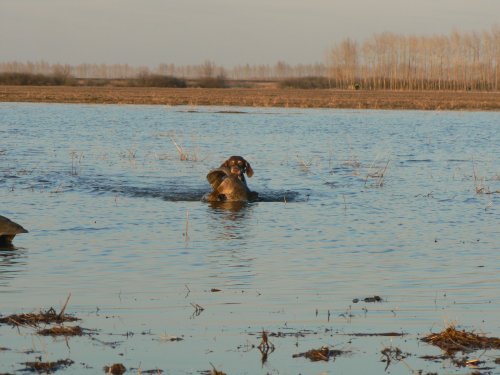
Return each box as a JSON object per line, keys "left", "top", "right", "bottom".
{"left": 0, "top": 215, "right": 28, "bottom": 248}
{"left": 206, "top": 156, "right": 258, "bottom": 202}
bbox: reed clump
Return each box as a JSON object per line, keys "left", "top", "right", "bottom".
{"left": 168, "top": 134, "right": 200, "bottom": 161}
{"left": 0, "top": 294, "right": 77, "bottom": 327}
{"left": 37, "top": 325, "right": 84, "bottom": 336}
{"left": 103, "top": 363, "right": 127, "bottom": 375}
{"left": 22, "top": 359, "right": 74, "bottom": 373}
{"left": 421, "top": 325, "right": 500, "bottom": 354}
{"left": 292, "top": 346, "right": 347, "bottom": 361}
{"left": 209, "top": 363, "right": 227, "bottom": 375}
{"left": 0, "top": 307, "right": 78, "bottom": 327}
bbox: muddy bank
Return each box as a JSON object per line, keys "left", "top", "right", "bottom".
{"left": 1, "top": 85, "right": 500, "bottom": 110}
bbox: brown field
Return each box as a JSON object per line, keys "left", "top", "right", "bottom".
{"left": 1, "top": 85, "right": 499, "bottom": 111}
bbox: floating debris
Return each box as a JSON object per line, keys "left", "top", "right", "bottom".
{"left": 421, "top": 353, "right": 491, "bottom": 369}
{"left": 257, "top": 330, "right": 275, "bottom": 353}
{"left": 352, "top": 295, "right": 383, "bottom": 303}
{"left": 22, "top": 359, "right": 74, "bottom": 373}
{"left": 103, "top": 363, "right": 126, "bottom": 375}
{"left": 292, "top": 346, "right": 347, "bottom": 362}
{"left": 380, "top": 346, "right": 411, "bottom": 371}
{"left": 257, "top": 330, "right": 275, "bottom": 364}
{"left": 0, "top": 294, "right": 77, "bottom": 328}
{"left": 346, "top": 332, "right": 406, "bottom": 337}
{"left": 421, "top": 325, "right": 500, "bottom": 354}
{"left": 0, "top": 307, "right": 78, "bottom": 328}
{"left": 190, "top": 303, "right": 205, "bottom": 318}
{"left": 37, "top": 325, "right": 84, "bottom": 336}
{"left": 158, "top": 333, "right": 184, "bottom": 342}
{"left": 209, "top": 362, "right": 226, "bottom": 375}
{"left": 130, "top": 369, "right": 163, "bottom": 374}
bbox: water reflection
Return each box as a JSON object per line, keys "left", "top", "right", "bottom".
{"left": 206, "top": 201, "right": 254, "bottom": 241}
{"left": 205, "top": 202, "right": 257, "bottom": 288}
{"left": 0, "top": 249, "right": 27, "bottom": 287}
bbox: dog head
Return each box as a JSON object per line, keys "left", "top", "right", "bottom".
{"left": 221, "top": 156, "right": 254, "bottom": 179}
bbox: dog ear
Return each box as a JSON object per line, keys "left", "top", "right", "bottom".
{"left": 245, "top": 161, "right": 254, "bottom": 177}
{"left": 220, "top": 159, "right": 230, "bottom": 168}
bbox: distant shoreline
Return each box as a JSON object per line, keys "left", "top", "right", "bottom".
{"left": 1, "top": 86, "right": 499, "bottom": 111}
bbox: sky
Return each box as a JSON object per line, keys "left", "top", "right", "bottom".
{"left": 1, "top": 0, "right": 499, "bottom": 67}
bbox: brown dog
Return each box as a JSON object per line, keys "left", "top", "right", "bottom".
{"left": 206, "top": 156, "right": 258, "bottom": 202}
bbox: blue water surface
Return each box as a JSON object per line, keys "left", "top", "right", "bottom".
{"left": 0, "top": 103, "right": 499, "bottom": 374}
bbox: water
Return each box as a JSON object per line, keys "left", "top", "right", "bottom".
{"left": 1, "top": 103, "right": 499, "bottom": 374}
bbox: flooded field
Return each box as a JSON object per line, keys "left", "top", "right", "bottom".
{"left": 1, "top": 103, "right": 499, "bottom": 374}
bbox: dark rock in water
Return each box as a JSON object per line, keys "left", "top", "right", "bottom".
{"left": 0, "top": 215, "right": 28, "bottom": 248}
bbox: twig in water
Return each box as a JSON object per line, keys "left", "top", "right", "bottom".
{"left": 58, "top": 293, "right": 72, "bottom": 320}
{"left": 365, "top": 160, "right": 390, "bottom": 187}
{"left": 69, "top": 151, "right": 84, "bottom": 176}
{"left": 183, "top": 210, "right": 190, "bottom": 241}
{"left": 169, "top": 136, "right": 188, "bottom": 161}
{"left": 209, "top": 362, "right": 226, "bottom": 375}
{"left": 190, "top": 303, "right": 204, "bottom": 318}
{"left": 472, "top": 162, "right": 499, "bottom": 194}
{"left": 295, "top": 153, "right": 312, "bottom": 172}
{"left": 258, "top": 330, "right": 275, "bottom": 364}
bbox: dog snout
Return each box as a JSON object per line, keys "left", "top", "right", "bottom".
{"left": 230, "top": 165, "right": 243, "bottom": 176}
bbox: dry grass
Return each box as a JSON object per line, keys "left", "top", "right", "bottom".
{"left": 365, "top": 160, "right": 390, "bottom": 187}
{"left": 37, "top": 325, "right": 84, "bottom": 336}
{"left": 422, "top": 325, "right": 500, "bottom": 354}
{"left": 472, "top": 163, "right": 500, "bottom": 194}
{"left": 292, "top": 346, "right": 348, "bottom": 362}
{"left": 22, "top": 359, "right": 74, "bottom": 373}
{"left": 209, "top": 363, "right": 227, "bottom": 375}
{"left": 0, "top": 307, "right": 78, "bottom": 327}
{"left": 1, "top": 86, "right": 500, "bottom": 110}
{"left": 167, "top": 133, "right": 201, "bottom": 161}
{"left": 103, "top": 363, "right": 126, "bottom": 375}
{"left": 0, "top": 294, "right": 77, "bottom": 328}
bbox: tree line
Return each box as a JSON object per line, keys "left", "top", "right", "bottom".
{"left": 0, "top": 60, "right": 326, "bottom": 81}
{"left": 327, "top": 26, "right": 500, "bottom": 90}
{"left": 1, "top": 27, "right": 498, "bottom": 90}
